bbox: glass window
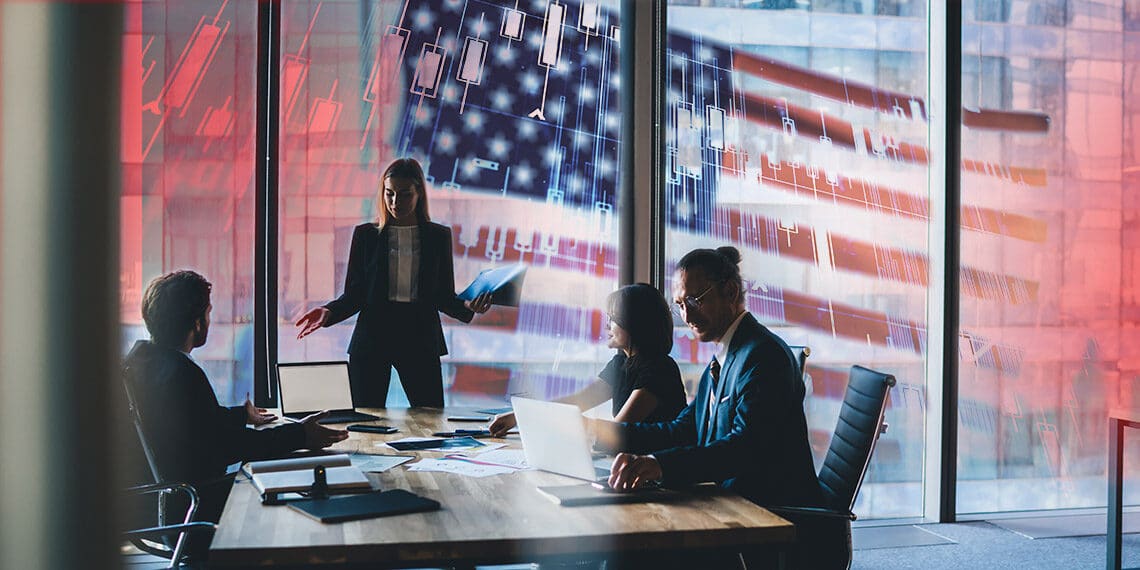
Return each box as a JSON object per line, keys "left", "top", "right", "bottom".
{"left": 120, "top": 0, "right": 259, "bottom": 405}
{"left": 665, "top": 2, "right": 930, "bottom": 519}
{"left": 276, "top": 0, "right": 623, "bottom": 407}
{"left": 958, "top": 0, "right": 1140, "bottom": 513}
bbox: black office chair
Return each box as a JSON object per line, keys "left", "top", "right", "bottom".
{"left": 122, "top": 482, "right": 214, "bottom": 568}
{"left": 122, "top": 371, "right": 215, "bottom": 568}
{"left": 787, "top": 345, "right": 811, "bottom": 393}
{"left": 768, "top": 365, "right": 895, "bottom": 570}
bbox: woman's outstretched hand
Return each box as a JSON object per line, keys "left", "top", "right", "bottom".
{"left": 487, "top": 412, "right": 517, "bottom": 437}
{"left": 295, "top": 306, "right": 330, "bottom": 339}
{"left": 465, "top": 292, "right": 492, "bottom": 314}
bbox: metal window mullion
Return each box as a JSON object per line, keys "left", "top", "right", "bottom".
{"left": 254, "top": 0, "right": 281, "bottom": 407}
{"left": 619, "top": 0, "right": 666, "bottom": 290}
{"left": 924, "top": 0, "right": 962, "bottom": 523}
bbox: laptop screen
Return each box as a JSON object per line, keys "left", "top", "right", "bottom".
{"left": 511, "top": 397, "right": 599, "bottom": 481}
{"left": 278, "top": 362, "right": 354, "bottom": 415}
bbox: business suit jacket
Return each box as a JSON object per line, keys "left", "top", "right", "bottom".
{"left": 618, "top": 313, "right": 824, "bottom": 508}
{"left": 123, "top": 340, "right": 306, "bottom": 486}
{"left": 324, "top": 222, "right": 474, "bottom": 357}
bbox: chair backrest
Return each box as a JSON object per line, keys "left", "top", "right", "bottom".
{"left": 787, "top": 345, "right": 810, "bottom": 380}
{"left": 122, "top": 364, "right": 165, "bottom": 485}
{"left": 817, "top": 365, "right": 895, "bottom": 515}
{"left": 788, "top": 345, "right": 811, "bottom": 394}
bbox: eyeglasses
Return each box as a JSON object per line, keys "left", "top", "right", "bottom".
{"left": 673, "top": 283, "right": 716, "bottom": 314}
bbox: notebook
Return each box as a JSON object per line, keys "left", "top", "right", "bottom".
{"left": 241, "top": 453, "right": 352, "bottom": 477}
{"left": 277, "top": 361, "right": 379, "bottom": 424}
{"left": 249, "top": 464, "right": 372, "bottom": 495}
{"left": 287, "top": 489, "right": 441, "bottom": 523}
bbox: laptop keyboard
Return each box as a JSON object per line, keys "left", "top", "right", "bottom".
{"left": 592, "top": 456, "right": 613, "bottom": 481}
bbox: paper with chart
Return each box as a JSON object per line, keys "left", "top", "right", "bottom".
{"left": 452, "top": 448, "right": 530, "bottom": 470}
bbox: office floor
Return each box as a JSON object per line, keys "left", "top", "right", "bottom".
{"left": 851, "top": 521, "right": 1140, "bottom": 570}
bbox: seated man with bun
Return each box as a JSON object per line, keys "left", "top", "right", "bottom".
{"left": 597, "top": 247, "right": 848, "bottom": 569}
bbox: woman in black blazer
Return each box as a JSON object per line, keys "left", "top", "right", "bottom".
{"left": 296, "top": 158, "right": 490, "bottom": 407}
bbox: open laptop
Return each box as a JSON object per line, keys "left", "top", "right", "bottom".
{"left": 510, "top": 397, "right": 615, "bottom": 483}
{"left": 513, "top": 398, "right": 672, "bottom": 506}
{"left": 277, "top": 361, "right": 379, "bottom": 424}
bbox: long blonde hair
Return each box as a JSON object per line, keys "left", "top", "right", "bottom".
{"left": 376, "top": 158, "right": 431, "bottom": 229}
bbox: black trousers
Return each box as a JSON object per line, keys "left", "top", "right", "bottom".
{"left": 348, "top": 348, "right": 444, "bottom": 408}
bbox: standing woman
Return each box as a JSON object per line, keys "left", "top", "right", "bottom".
{"left": 296, "top": 158, "right": 491, "bottom": 407}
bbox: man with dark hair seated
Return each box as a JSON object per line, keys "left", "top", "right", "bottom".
{"left": 123, "top": 270, "right": 347, "bottom": 531}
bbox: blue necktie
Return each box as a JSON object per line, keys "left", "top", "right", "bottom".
{"left": 705, "top": 357, "right": 721, "bottom": 443}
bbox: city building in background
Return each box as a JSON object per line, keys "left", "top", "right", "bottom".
{"left": 118, "top": 0, "right": 1140, "bottom": 520}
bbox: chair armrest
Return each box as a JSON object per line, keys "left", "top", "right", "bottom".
{"left": 127, "top": 482, "right": 197, "bottom": 499}
{"left": 123, "top": 522, "right": 216, "bottom": 542}
{"left": 125, "top": 481, "right": 213, "bottom": 524}
{"left": 766, "top": 505, "right": 857, "bottom": 521}
{"left": 126, "top": 521, "right": 215, "bottom": 563}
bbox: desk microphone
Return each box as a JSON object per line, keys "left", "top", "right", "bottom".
{"left": 310, "top": 465, "right": 329, "bottom": 500}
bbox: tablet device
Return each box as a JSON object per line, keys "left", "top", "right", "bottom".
{"left": 347, "top": 425, "right": 398, "bottom": 434}
{"left": 476, "top": 407, "right": 512, "bottom": 415}
{"left": 432, "top": 429, "right": 492, "bottom": 438}
{"left": 536, "top": 484, "right": 677, "bottom": 507}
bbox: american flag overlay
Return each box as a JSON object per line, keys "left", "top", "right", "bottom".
{"left": 120, "top": 0, "right": 1140, "bottom": 518}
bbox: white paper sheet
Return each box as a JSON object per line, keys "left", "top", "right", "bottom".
{"left": 451, "top": 448, "right": 529, "bottom": 470}
{"left": 350, "top": 454, "right": 414, "bottom": 472}
{"left": 407, "top": 457, "right": 517, "bottom": 478}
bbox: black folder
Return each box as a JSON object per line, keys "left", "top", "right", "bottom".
{"left": 457, "top": 264, "right": 527, "bottom": 307}
{"left": 287, "top": 489, "right": 441, "bottom": 523}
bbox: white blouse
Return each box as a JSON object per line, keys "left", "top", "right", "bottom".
{"left": 387, "top": 225, "right": 420, "bottom": 302}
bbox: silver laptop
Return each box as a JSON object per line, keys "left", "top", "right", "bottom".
{"left": 511, "top": 397, "right": 610, "bottom": 482}
{"left": 277, "top": 361, "right": 379, "bottom": 424}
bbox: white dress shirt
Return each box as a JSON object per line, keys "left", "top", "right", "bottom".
{"left": 387, "top": 225, "right": 420, "bottom": 302}
{"left": 708, "top": 310, "right": 748, "bottom": 420}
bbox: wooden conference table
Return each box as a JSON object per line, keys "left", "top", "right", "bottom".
{"left": 209, "top": 407, "right": 795, "bottom": 568}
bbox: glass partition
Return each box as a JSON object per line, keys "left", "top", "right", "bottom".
{"left": 957, "top": 0, "right": 1140, "bottom": 513}
{"left": 120, "top": 0, "right": 259, "bottom": 405}
{"left": 115, "top": 0, "right": 1140, "bottom": 520}
{"left": 276, "top": 0, "right": 623, "bottom": 407}
{"left": 664, "top": 1, "right": 931, "bottom": 519}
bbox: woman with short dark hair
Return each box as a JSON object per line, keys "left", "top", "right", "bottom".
{"left": 488, "top": 283, "right": 686, "bottom": 437}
